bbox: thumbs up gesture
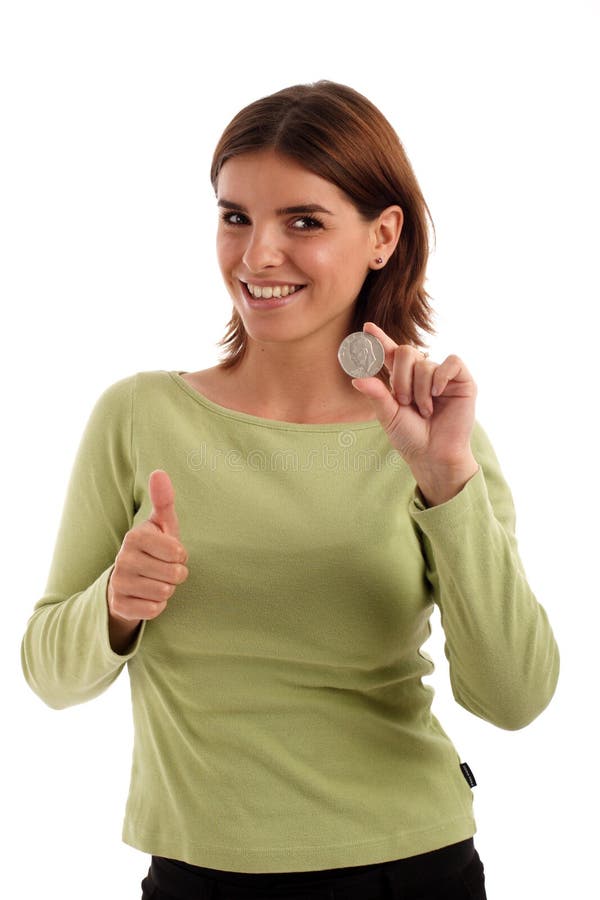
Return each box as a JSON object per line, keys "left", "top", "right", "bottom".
{"left": 147, "top": 469, "right": 183, "bottom": 541}
{"left": 107, "top": 470, "right": 189, "bottom": 651}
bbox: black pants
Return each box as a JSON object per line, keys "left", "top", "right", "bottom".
{"left": 140, "top": 838, "right": 487, "bottom": 899}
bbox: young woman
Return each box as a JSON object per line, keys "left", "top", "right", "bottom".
{"left": 21, "top": 80, "right": 560, "bottom": 900}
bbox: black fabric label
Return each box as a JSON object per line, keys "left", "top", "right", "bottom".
{"left": 460, "top": 762, "right": 477, "bottom": 788}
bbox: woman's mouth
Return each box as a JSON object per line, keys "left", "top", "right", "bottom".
{"left": 240, "top": 280, "right": 307, "bottom": 309}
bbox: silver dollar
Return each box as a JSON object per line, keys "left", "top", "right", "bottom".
{"left": 337, "top": 332, "right": 385, "bottom": 378}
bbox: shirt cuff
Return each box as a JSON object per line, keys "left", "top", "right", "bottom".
{"left": 97, "top": 564, "right": 147, "bottom": 663}
{"left": 409, "top": 464, "right": 487, "bottom": 525}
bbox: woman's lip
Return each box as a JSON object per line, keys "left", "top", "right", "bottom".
{"left": 240, "top": 279, "right": 306, "bottom": 287}
{"left": 240, "top": 280, "right": 306, "bottom": 309}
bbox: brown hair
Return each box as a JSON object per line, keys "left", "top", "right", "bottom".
{"left": 211, "top": 80, "right": 437, "bottom": 381}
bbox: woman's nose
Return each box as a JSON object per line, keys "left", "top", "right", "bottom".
{"left": 242, "top": 225, "right": 285, "bottom": 272}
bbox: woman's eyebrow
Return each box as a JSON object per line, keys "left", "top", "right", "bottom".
{"left": 217, "top": 198, "right": 334, "bottom": 215}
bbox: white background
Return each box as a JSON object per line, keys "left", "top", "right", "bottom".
{"left": 2, "top": 1, "right": 598, "bottom": 897}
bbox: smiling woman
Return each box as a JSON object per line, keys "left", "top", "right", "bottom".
{"left": 213, "top": 147, "right": 406, "bottom": 360}
{"left": 210, "top": 81, "right": 436, "bottom": 386}
{"left": 20, "top": 78, "right": 559, "bottom": 900}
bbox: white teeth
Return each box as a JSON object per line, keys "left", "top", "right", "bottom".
{"left": 245, "top": 282, "right": 303, "bottom": 299}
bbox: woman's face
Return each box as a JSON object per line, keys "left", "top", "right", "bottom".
{"left": 215, "top": 148, "right": 379, "bottom": 348}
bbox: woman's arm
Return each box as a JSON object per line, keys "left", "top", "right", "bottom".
{"left": 409, "top": 420, "right": 560, "bottom": 730}
{"left": 20, "top": 374, "right": 146, "bottom": 709}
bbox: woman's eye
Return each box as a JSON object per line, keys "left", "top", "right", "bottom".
{"left": 220, "top": 211, "right": 247, "bottom": 226}
{"left": 219, "top": 211, "right": 324, "bottom": 231}
{"left": 291, "top": 216, "right": 324, "bottom": 230}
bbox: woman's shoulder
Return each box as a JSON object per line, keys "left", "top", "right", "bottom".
{"left": 103, "top": 368, "right": 188, "bottom": 393}
{"left": 91, "top": 369, "right": 178, "bottom": 414}
{"left": 128, "top": 367, "right": 238, "bottom": 417}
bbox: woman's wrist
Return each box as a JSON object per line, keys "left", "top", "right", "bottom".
{"left": 415, "top": 456, "right": 479, "bottom": 508}
{"left": 106, "top": 596, "right": 142, "bottom": 654}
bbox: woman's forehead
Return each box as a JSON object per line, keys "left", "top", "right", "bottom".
{"left": 217, "top": 151, "right": 350, "bottom": 209}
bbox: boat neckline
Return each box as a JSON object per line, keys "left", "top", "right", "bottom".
{"left": 167, "top": 371, "right": 382, "bottom": 432}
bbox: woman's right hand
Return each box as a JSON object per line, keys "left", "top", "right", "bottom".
{"left": 107, "top": 470, "right": 189, "bottom": 651}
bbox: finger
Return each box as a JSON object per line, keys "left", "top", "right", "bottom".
{"left": 131, "top": 526, "right": 187, "bottom": 564}
{"left": 123, "top": 576, "right": 177, "bottom": 604}
{"left": 413, "top": 361, "right": 437, "bottom": 418}
{"left": 148, "top": 470, "right": 181, "bottom": 541}
{"left": 113, "top": 596, "right": 168, "bottom": 622}
{"left": 134, "top": 554, "right": 188, "bottom": 585}
{"left": 351, "top": 373, "right": 400, "bottom": 431}
{"left": 362, "top": 322, "right": 431, "bottom": 407}
{"left": 362, "top": 321, "right": 400, "bottom": 374}
{"left": 431, "top": 355, "right": 476, "bottom": 397}
{"left": 388, "top": 345, "right": 431, "bottom": 407}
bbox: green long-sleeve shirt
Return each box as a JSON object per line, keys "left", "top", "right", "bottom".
{"left": 21, "top": 370, "right": 559, "bottom": 872}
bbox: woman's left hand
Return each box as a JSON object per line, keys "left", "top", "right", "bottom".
{"left": 351, "top": 322, "right": 480, "bottom": 506}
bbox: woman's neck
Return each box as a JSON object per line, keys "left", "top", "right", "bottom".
{"left": 214, "top": 343, "right": 378, "bottom": 424}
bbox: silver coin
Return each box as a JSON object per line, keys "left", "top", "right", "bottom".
{"left": 337, "top": 332, "right": 385, "bottom": 378}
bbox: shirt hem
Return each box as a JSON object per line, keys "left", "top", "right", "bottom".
{"left": 122, "top": 816, "right": 477, "bottom": 873}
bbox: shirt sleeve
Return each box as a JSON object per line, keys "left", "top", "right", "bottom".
{"left": 20, "top": 373, "right": 147, "bottom": 710}
{"left": 408, "top": 419, "right": 560, "bottom": 731}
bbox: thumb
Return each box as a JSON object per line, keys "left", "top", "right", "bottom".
{"left": 351, "top": 375, "right": 400, "bottom": 432}
{"left": 148, "top": 469, "right": 180, "bottom": 540}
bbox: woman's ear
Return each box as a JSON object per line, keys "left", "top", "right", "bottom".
{"left": 371, "top": 205, "right": 404, "bottom": 261}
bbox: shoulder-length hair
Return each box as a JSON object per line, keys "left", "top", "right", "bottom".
{"left": 210, "top": 80, "right": 437, "bottom": 382}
